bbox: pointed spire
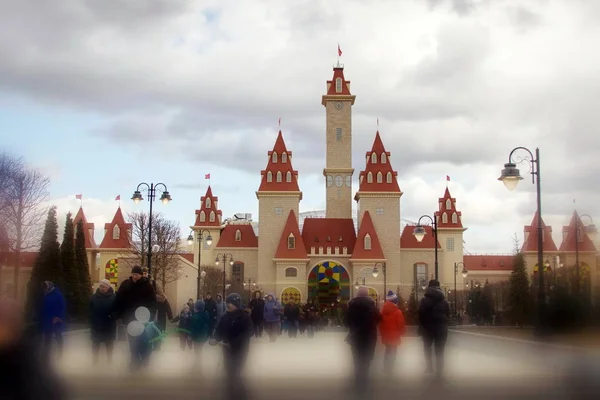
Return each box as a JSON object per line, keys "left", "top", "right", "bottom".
{"left": 559, "top": 211, "right": 597, "bottom": 252}
{"left": 194, "top": 186, "right": 223, "bottom": 227}
{"left": 351, "top": 211, "right": 385, "bottom": 260}
{"left": 325, "top": 65, "right": 352, "bottom": 96}
{"left": 435, "top": 187, "right": 463, "bottom": 228}
{"left": 521, "top": 211, "right": 558, "bottom": 252}
{"left": 99, "top": 207, "right": 132, "bottom": 249}
{"left": 274, "top": 210, "right": 307, "bottom": 259}
{"left": 257, "top": 130, "right": 301, "bottom": 193}
{"left": 73, "top": 207, "right": 97, "bottom": 248}
{"left": 355, "top": 131, "right": 401, "bottom": 198}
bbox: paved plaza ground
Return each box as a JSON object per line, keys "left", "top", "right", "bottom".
{"left": 53, "top": 330, "right": 600, "bottom": 399}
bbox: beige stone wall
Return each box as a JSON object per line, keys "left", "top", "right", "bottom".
{"left": 399, "top": 249, "right": 437, "bottom": 294}
{"left": 437, "top": 228, "right": 466, "bottom": 288}
{"left": 257, "top": 193, "right": 300, "bottom": 293}
{"left": 164, "top": 258, "right": 198, "bottom": 309}
{"left": 216, "top": 247, "right": 259, "bottom": 283}
{"left": 275, "top": 260, "right": 308, "bottom": 301}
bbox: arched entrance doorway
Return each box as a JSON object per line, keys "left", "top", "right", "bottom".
{"left": 281, "top": 287, "right": 301, "bottom": 304}
{"left": 308, "top": 261, "right": 351, "bottom": 308}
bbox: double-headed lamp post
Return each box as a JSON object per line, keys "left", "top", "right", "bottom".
{"left": 454, "top": 262, "right": 468, "bottom": 315}
{"left": 372, "top": 262, "right": 386, "bottom": 301}
{"left": 132, "top": 182, "right": 172, "bottom": 277}
{"left": 575, "top": 214, "right": 596, "bottom": 296}
{"left": 244, "top": 278, "right": 256, "bottom": 301}
{"left": 498, "top": 146, "right": 545, "bottom": 334}
{"left": 215, "top": 253, "right": 234, "bottom": 301}
{"left": 354, "top": 277, "right": 366, "bottom": 290}
{"left": 187, "top": 229, "right": 213, "bottom": 299}
{"left": 413, "top": 215, "right": 439, "bottom": 280}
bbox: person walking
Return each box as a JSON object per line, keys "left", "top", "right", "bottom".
{"left": 204, "top": 293, "right": 218, "bottom": 334}
{"left": 344, "top": 286, "right": 381, "bottom": 398}
{"left": 210, "top": 293, "right": 253, "bottom": 400}
{"left": 172, "top": 305, "right": 193, "bottom": 350}
{"left": 283, "top": 299, "right": 300, "bottom": 338}
{"left": 114, "top": 266, "right": 157, "bottom": 371}
{"left": 39, "top": 281, "right": 66, "bottom": 360}
{"left": 215, "top": 294, "right": 226, "bottom": 329}
{"left": 263, "top": 293, "right": 282, "bottom": 343}
{"left": 154, "top": 293, "right": 173, "bottom": 351}
{"left": 248, "top": 290, "right": 265, "bottom": 338}
{"left": 379, "top": 290, "right": 406, "bottom": 375}
{"left": 302, "top": 299, "right": 319, "bottom": 339}
{"left": 418, "top": 279, "right": 450, "bottom": 378}
{"left": 89, "top": 279, "right": 117, "bottom": 365}
{"left": 190, "top": 300, "right": 211, "bottom": 370}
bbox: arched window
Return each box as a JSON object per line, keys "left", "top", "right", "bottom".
{"left": 381, "top": 152, "right": 387, "bottom": 163}
{"left": 205, "top": 197, "right": 211, "bottom": 208}
{"left": 367, "top": 172, "right": 373, "bottom": 183}
{"left": 446, "top": 199, "right": 452, "bottom": 210}
{"left": 199, "top": 211, "right": 206, "bottom": 222}
{"left": 272, "top": 152, "right": 278, "bottom": 163}
{"left": 210, "top": 211, "right": 216, "bottom": 222}
{"left": 364, "top": 234, "right": 372, "bottom": 250}
{"left": 442, "top": 213, "right": 448, "bottom": 224}
{"left": 112, "top": 225, "right": 120, "bottom": 240}
{"left": 235, "top": 229, "right": 242, "bottom": 241}
{"left": 335, "top": 78, "right": 342, "bottom": 93}
{"left": 281, "top": 152, "right": 287, "bottom": 163}
{"left": 285, "top": 267, "right": 297, "bottom": 277}
{"left": 276, "top": 171, "right": 282, "bottom": 182}
{"left": 386, "top": 172, "right": 392, "bottom": 183}
{"left": 376, "top": 172, "right": 383, "bottom": 183}
{"left": 286, "top": 171, "right": 292, "bottom": 182}
{"left": 267, "top": 171, "right": 273, "bottom": 182}
{"left": 452, "top": 213, "right": 458, "bottom": 224}
{"left": 371, "top": 153, "right": 377, "bottom": 164}
{"left": 287, "top": 233, "right": 295, "bottom": 249}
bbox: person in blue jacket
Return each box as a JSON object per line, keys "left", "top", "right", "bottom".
{"left": 39, "top": 281, "right": 66, "bottom": 359}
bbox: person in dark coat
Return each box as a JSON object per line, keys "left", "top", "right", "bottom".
{"left": 283, "top": 299, "right": 300, "bottom": 338}
{"left": 172, "top": 305, "right": 193, "bottom": 350}
{"left": 248, "top": 290, "right": 265, "bottom": 338}
{"left": 210, "top": 293, "right": 254, "bottom": 400}
{"left": 142, "top": 267, "right": 158, "bottom": 294}
{"left": 344, "top": 286, "right": 381, "bottom": 397}
{"left": 215, "top": 294, "right": 226, "bottom": 328}
{"left": 302, "top": 298, "right": 319, "bottom": 338}
{"left": 114, "top": 266, "right": 157, "bottom": 371}
{"left": 418, "top": 279, "right": 450, "bottom": 378}
{"left": 89, "top": 279, "right": 116, "bottom": 365}
{"left": 153, "top": 293, "right": 173, "bottom": 350}
{"left": 204, "top": 293, "right": 218, "bottom": 333}
{"left": 39, "top": 281, "right": 66, "bottom": 359}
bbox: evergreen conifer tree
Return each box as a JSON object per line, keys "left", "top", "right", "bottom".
{"left": 407, "top": 288, "right": 418, "bottom": 325}
{"left": 507, "top": 253, "right": 533, "bottom": 327}
{"left": 75, "top": 219, "right": 92, "bottom": 319}
{"left": 60, "top": 212, "right": 78, "bottom": 320}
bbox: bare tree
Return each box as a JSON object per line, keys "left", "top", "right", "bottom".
{"left": 127, "top": 211, "right": 183, "bottom": 292}
{"left": 198, "top": 265, "right": 231, "bottom": 299}
{"left": 0, "top": 153, "right": 49, "bottom": 297}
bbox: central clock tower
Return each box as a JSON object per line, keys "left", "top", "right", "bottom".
{"left": 322, "top": 65, "right": 356, "bottom": 219}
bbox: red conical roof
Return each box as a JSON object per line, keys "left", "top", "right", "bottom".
{"left": 435, "top": 188, "right": 463, "bottom": 228}
{"left": 274, "top": 210, "right": 307, "bottom": 259}
{"left": 559, "top": 211, "right": 597, "bottom": 252}
{"left": 194, "top": 186, "right": 222, "bottom": 227}
{"left": 351, "top": 211, "right": 385, "bottom": 260}
{"left": 326, "top": 66, "right": 352, "bottom": 96}
{"left": 73, "top": 207, "right": 97, "bottom": 248}
{"left": 257, "top": 131, "right": 300, "bottom": 192}
{"left": 99, "top": 208, "right": 132, "bottom": 249}
{"left": 355, "top": 131, "right": 401, "bottom": 197}
{"left": 216, "top": 224, "right": 258, "bottom": 248}
{"left": 521, "top": 211, "right": 558, "bottom": 252}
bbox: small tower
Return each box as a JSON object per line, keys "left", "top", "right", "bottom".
{"left": 191, "top": 186, "right": 223, "bottom": 272}
{"left": 434, "top": 188, "right": 467, "bottom": 285}
{"left": 256, "top": 130, "right": 302, "bottom": 294}
{"left": 521, "top": 211, "right": 558, "bottom": 277}
{"left": 322, "top": 64, "right": 356, "bottom": 219}
{"left": 354, "top": 131, "right": 402, "bottom": 288}
{"left": 98, "top": 207, "right": 133, "bottom": 285}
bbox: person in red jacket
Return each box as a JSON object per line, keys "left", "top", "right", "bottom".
{"left": 379, "top": 290, "right": 406, "bottom": 374}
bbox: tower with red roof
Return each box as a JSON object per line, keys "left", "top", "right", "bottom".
{"left": 558, "top": 211, "right": 597, "bottom": 295}
{"left": 191, "top": 186, "right": 224, "bottom": 272}
{"left": 434, "top": 187, "right": 467, "bottom": 283}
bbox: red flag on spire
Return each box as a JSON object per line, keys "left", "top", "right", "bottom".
{"left": 115, "top": 195, "right": 121, "bottom": 201}
{"left": 75, "top": 194, "right": 82, "bottom": 200}
{"left": 338, "top": 44, "right": 342, "bottom": 57}
{"left": 205, "top": 173, "right": 211, "bottom": 180}
{"left": 278, "top": 117, "right": 281, "bottom": 127}
{"left": 446, "top": 175, "right": 450, "bottom": 182}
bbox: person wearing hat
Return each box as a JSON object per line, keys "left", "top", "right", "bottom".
{"left": 89, "top": 279, "right": 117, "bottom": 365}
{"left": 418, "top": 279, "right": 450, "bottom": 378}
{"left": 210, "top": 293, "right": 253, "bottom": 399}
{"left": 379, "top": 290, "right": 406, "bottom": 375}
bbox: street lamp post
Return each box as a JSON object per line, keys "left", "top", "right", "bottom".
{"left": 454, "top": 262, "right": 468, "bottom": 316}
{"left": 354, "top": 277, "right": 366, "bottom": 289}
{"left": 199, "top": 270, "right": 206, "bottom": 298}
{"left": 372, "top": 262, "right": 386, "bottom": 301}
{"left": 575, "top": 214, "right": 596, "bottom": 297}
{"left": 215, "top": 253, "right": 234, "bottom": 301}
{"left": 187, "top": 229, "right": 213, "bottom": 300}
{"left": 413, "top": 215, "right": 439, "bottom": 280}
{"left": 498, "top": 146, "right": 545, "bottom": 335}
{"left": 132, "top": 182, "right": 172, "bottom": 277}
{"left": 243, "top": 278, "right": 256, "bottom": 301}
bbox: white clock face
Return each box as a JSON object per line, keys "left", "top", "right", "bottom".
{"left": 327, "top": 175, "right": 333, "bottom": 187}
{"left": 345, "top": 176, "right": 351, "bottom": 187}
{"left": 335, "top": 176, "right": 344, "bottom": 187}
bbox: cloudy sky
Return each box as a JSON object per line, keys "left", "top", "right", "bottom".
{"left": 1, "top": 0, "right": 598, "bottom": 254}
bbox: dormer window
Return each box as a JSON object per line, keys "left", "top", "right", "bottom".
{"left": 286, "top": 171, "right": 292, "bottom": 182}
{"left": 206, "top": 197, "right": 211, "bottom": 208}
{"left": 367, "top": 172, "right": 373, "bottom": 183}
{"left": 272, "top": 152, "right": 278, "bottom": 163}
{"left": 281, "top": 152, "right": 287, "bottom": 163}
{"left": 335, "top": 77, "right": 342, "bottom": 93}
{"left": 364, "top": 234, "right": 372, "bottom": 250}
{"left": 209, "top": 211, "right": 215, "bottom": 222}
{"left": 199, "top": 211, "right": 206, "bottom": 222}
{"left": 442, "top": 213, "right": 448, "bottom": 224}
{"left": 235, "top": 229, "right": 242, "bottom": 242}
{"left": 112, "top": 225, "right": 120, "bottom": 240}
{"left": 267, "top": 171, "right": 273, "bottom": 182}
{"left": 276, "top": 171, "right": 282, "bottom": 182}
{"left": 386, "top": 172, "right": 392, "bottom": 183}
{"left": 381, "top": 153, "right": 387, "bottom": 163}
{"left": 371, "top": 153, "right": 377, "bottom": 163}
{"left": 288, "top": 233, "right": 295, "bottom": 249}
{"left": 377, "top": 172, "right": 383, "bottom": 183}
{"left": 446, "top": 199, "right": 452, "bottom": 210}
{"left": 452, "top": 213, "right": 458, "bottom": 224}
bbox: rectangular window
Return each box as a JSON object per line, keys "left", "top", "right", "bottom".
{"left": 287, "top": 236, "right": 295, "bottom": 249}
{"left": 336, "top": 127, "right": 342, "bottom": 141}
{"left": 275, "top": 207, "right": 283, "bottom": 216}
{"left": 415, "top": 263, "right": 428, "bottom": 288}
{"left": 376, "top": 208, "right": 384, "bottom": 215}
{"left": 446, "top": 237, "right": 455, "bottom": 251}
